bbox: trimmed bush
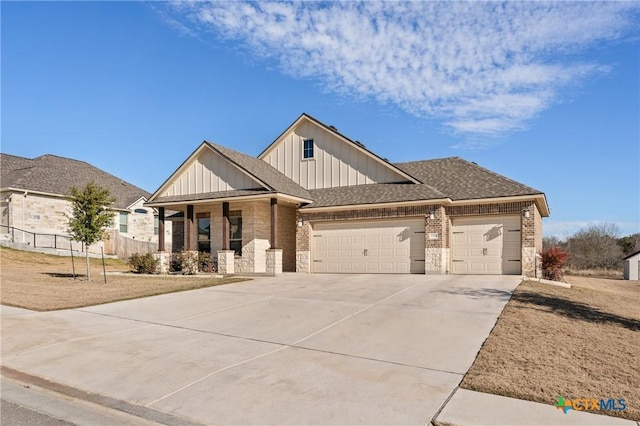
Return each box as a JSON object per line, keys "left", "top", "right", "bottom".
{"left": 128, "top": 253, "right": 159, "bottom": 274}
{"left": 541, "top": 247, "right": 569, "bottom": 281}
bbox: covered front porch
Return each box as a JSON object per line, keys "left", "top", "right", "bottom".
{"left": 154, "top": 195, "right": 298, "bottom": 275}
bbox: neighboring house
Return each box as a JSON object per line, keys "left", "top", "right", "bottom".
{"left": 146, "top": 113, "right": 549, "bottom": 276}
{"left": 623, "top": 250, "right": 640, "bottom": 280}
{"left": 0, "top": 153, "right": 169, "bottom": 254}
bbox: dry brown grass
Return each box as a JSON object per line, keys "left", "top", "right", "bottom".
{"left": 565, "top": 268, "right": 623, "bottom": 279}
{"left": 0, "top": 246, "right": 248, "bottom": 311}
{"left": 461, "top": 276, "right": 640, "bottom": 421}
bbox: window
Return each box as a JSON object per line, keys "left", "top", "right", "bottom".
{"left": 229, "top": 213, "right": 242, "bottom": 256}
{"left": 198, "top": 218, "right": 210, "bottom": 252}
{"left": 154, "top": 216, "right": 159, "bottom": 236}
{"left": 303, "top": 138, "right": 314, "bottom": 159}
{"left": 134, "top": 208, "right": 148, "bottom": 214}
{"left": 119, "top": 212, "right": 128, "bottom": 233}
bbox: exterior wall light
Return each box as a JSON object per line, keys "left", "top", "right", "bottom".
{"left": 297, "top": 219, "right": 304, "bottom": 227}
{"left": 523, "top": 209, "right": 531, "bottom": 218}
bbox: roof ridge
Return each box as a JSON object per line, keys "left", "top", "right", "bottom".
{"left": 394, "top": 156, "right": 461, "bottom": 166}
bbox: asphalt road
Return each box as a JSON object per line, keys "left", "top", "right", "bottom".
{"left": 1, "top": 400, "right": 75, "bottom": 426}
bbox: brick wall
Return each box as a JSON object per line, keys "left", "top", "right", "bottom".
{"left": 278, "top": 203, "right": 297, "bottom": 272}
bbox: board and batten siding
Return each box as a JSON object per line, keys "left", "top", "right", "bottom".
{"left": 162, "top": 148, "right": 261, "bottom": 197}
{"left": 262, "top": 121, "right": 406, "bottom": 190}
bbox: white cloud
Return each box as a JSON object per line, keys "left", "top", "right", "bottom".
{"left": 162, "top": 1, "right": 639, "bottom": 143}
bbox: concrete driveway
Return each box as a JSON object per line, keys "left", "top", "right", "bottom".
{"left": 1, "top": 274, "right": 521, "bottom": 425}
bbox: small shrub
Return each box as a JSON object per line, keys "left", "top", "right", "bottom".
{"left": 541, "top": 247, "right": 569, "bottom": 281}
{"left": 176, "top": 250, "right": 199, "bottom": 275}
{"left": 198, "top": 252, "right": 218, "bottom": 273}
{"left": 128, "top": 253, "right": 159, "bottom": 274}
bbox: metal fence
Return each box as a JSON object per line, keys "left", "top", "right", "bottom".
{"left": 0, "top": 225, "right": 85, "bottom": 252}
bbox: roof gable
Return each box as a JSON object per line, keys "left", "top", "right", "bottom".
{"left": 147, "top": 142, "right": 311, "bottom": 204}
{"left": 258, "top": 113, "right": 420, "bottom": 189}
{"left": 0, "top": 153, "right": 149, "bottom": 209}
{"left": 147, "top": 143, "right": 268, "bottom": 202}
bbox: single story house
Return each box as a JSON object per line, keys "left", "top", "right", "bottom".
{"left": 0, "top": 153, "right": 170, "bottom": 254}
{"left": 623, "top": 250, "right": 640, "bottom": 280}
{"left": 146, "top": 113, "right": 549, "bottom": 276}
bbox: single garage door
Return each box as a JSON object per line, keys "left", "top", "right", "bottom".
{"left": 312, "top": 219, "right": 425, "bottom": 274}
{"left": 451, "top": 216, "right": 522, "bottom": 275}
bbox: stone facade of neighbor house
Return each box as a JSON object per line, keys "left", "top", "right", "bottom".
{"left": 146, "top": 113, "right": 549, "bottom": 277}
{"left": 0, "top": 153, "right": 170, "bottom": 256}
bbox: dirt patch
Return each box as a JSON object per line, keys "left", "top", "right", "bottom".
{"left": 0, "top": 247, "right": 248, "bottom": 311}
{"left": 461, "top": 277, "right": 640, "bottom": 421}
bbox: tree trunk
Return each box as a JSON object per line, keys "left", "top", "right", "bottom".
{"left": 86, "top": 245, "right": 91, "bottom": 282}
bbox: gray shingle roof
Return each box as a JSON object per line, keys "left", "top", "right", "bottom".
{"left": 206, "top": 142, "right": 312, "bottom": 201}
{"left": 303, "top": 183, "right": 446, "bottom": 208}
{"left": 299, "top": 157, "right": 542, "bottom": 208}
{"left": 395, "top": 157, "right": 543, "bottom": 201}
{"left": 1, "top": 153, "right": 150, "bottom": 210}
{"left": 152, "top": 189, "right": 272, "bottom": 204}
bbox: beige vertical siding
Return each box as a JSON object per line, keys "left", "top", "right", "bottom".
{"left": 162, "top": 148, "right": 260, "bottom": 198}
{"left": 262, "top": 121, "right": 406, "bottom": 189}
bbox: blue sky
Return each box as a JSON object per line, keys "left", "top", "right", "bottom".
{"left": 2, "top": 1, "right": 639, "bottom": 239}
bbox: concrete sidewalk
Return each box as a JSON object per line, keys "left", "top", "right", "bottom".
{"left": 434, "top": 388, "right": 638, "bottom": 426}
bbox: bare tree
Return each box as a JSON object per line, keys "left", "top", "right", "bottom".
{"left": 565, "top": 223, "right": 623, "bottom": 270}
{"left": 618, "top": 233, "right": 640, "bottom": 256}
{"left": 543, "top": 235, "right": 565, "bottom": 251}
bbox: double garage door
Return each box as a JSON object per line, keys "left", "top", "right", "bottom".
{"left": 311, "top": 215, "right": 522, "bottom": 275}
{"left": 312, "top": 219, "right": 425, "bottom": 274}
{"left": 451, "top": 216, "right": 522, "bottom": 275}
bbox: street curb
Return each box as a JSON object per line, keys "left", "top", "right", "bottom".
{"left": 1, "top": 366, "right": 205, "bottom": 426}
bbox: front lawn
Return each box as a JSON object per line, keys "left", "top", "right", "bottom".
{"left": 0, "top": 246, "right": 248, "bottom": 311}
{"left": 461, "top": 276, "right": 640, "bottom": 421}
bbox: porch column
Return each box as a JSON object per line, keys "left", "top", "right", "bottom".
{"left": 158, "top": 207, "right": 165, "bottom": 251}
{"left": 222, "top": 202, "right": 230, "bottom": 250}
{"left": 185, "top": 204, "right": 195, "bottom": 251}
{"left": 218, "top": 201, "right": 234, "bottom": 274}
{"left": 270, "top": 197, "right": 278, "bottom": 248}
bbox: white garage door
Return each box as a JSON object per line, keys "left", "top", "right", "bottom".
{"left": 451, "top": 216, "right": 522, "bottom": 275}
{"left": 312, "top": 219, "right": 425, "bottom": 274}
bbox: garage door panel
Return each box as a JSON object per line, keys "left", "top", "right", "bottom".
{"left": 451, "top": 216, "right": 521, "bottom": 275}
{"left": 380, "top": 235, "right": 395, "bottom": 244}
{"left": 313, "top": 219, "right": 425, "bottom": 274}
{"left": 353, "top": 236, "right": 367, "bottom": 245}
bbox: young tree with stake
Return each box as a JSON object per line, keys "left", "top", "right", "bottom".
{"left": 67, "top": 182, "right": 115, "bottom": 282}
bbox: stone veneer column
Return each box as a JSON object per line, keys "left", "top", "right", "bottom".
{"left": 266, "top": 249, "right": 283, "bottom": 275}
{"left": 153, "top": 252, "right": 171, "bottom": 274}
{"left": 521, "top": 202, "right": 539, "bottom": 278}
{"left": 425, "top": 205, "right": 448, "bottom": 274}
{"left": 295, "top": 216, "right": 311, "bottom": 273}
{"left": 217, "top": 250, "right": 235, "bottom": 274}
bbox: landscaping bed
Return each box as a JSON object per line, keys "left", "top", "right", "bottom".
{"left": 0, "top": 247, "right": 247, "bottom": 311}
{"left": 461, "top": 276, "right": 640, "bottom": 421}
